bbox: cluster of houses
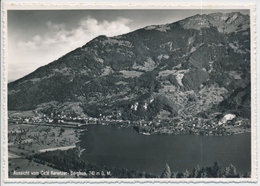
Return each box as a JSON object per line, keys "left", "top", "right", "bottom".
{"left": 8, "top": 110, "right": 135, "bottom": 126}
{"left": 122, "top": 114, "right": 250, "bottom": 136}
{"left": 8, "top": 110, "right": 250, "bottom": 136}
{"left": 9, "top": 111, "right": 91, "bottom": 125}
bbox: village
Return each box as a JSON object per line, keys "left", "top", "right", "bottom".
{"left": 8, "top": 109, "right": 251, "bottom": 138}
{"left": 8, "top": 110, "right": 250, "bottom": 178}
{"left": 132, "top": 114, "right": 251, "bottom": 136}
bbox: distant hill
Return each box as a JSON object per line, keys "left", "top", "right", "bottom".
{"left": 8, "top": 12, "right": 250, "bottom": 121}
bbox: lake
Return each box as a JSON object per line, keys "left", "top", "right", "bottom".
{"left": 79, "top": 125, "right": 251, "bottom": 176}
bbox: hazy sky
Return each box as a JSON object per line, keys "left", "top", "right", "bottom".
{"left": 8, "top": 9, "right": 250, "bottom": 81}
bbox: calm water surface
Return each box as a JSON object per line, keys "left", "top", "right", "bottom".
{"left": 79, "top": 125, "right": 251, "bottom": 175}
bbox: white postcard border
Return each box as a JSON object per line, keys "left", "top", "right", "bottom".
{"left": 1, "top": 3, "right": 257, "bottom": 183}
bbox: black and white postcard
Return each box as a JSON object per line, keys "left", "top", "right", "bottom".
{"left": 1, "top": 3, "right": 257, "bottom": 183}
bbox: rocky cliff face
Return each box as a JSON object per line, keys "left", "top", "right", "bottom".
{"left": 8, "top": 12, "right": 250, "bottom": 121}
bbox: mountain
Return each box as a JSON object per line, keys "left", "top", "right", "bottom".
{"left": 8, "top": 12, "right": 251, "bottom": 122}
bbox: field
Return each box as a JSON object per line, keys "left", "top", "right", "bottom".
{"left": 8, "top": 123, "right": 82, "bottom": 178}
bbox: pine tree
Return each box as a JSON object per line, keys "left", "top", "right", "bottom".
{"left": 192, "top": 165, "right": 200, "bottom": 178}
{"left": 224, "top": 164, "right": 239, "bottom": 178}
{"left": 183, "top": 169, "right": 190, "bottom": 178}
{"left": 161, "top": 163, "right": 171, "bottom": 178}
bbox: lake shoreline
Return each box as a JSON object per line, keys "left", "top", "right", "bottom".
{"left": 79, "top": 125, "right": 251, "bottom": 175}
{"left": 8, "top": 119, "right": 251, "bottom": 178}
{"left": 8, "top": 124, "right": 251, "bottom": 178}
{"left": 81, "top": 121, "right": 251, "bottom": 137}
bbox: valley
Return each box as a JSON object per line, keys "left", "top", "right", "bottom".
{"left": 7, "top": 11, "right": 252, "bottom": 178}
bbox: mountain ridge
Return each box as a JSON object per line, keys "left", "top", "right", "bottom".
{"left": 8, "top": 12, "right": 251, "bottom": 124}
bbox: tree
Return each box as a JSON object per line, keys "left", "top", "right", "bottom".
{"left": 200, "top": 167, "right": 208, "bottom": 178}
{"left": 211, "top": 161, "right": 221, "bottom": 177}
{"left": 161, "top": 163, "right": 171, "bottom": 178}
{"left": 59, "top": 128, "right": 65, "bottom": 136}
{"left": 171, "top": 171, "right": 178, "bottom": 178}
{"left": 192, "top": 165, "right": 201, "bottom": 178}
{"left": 243, "top": 172, "right": 251, "bottom": 178}
{"left": 182, "top": 169, "right": 190, "bottom": 178}
{"left": 60, "top": 128, "right": 65, "bottom": 133}
{"left": 223, "top": 164, "right": 239, "bottom": 178}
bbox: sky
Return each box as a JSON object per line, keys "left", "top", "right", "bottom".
{"left": 7, "top": 9, "right": 250, "bottom": 82}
